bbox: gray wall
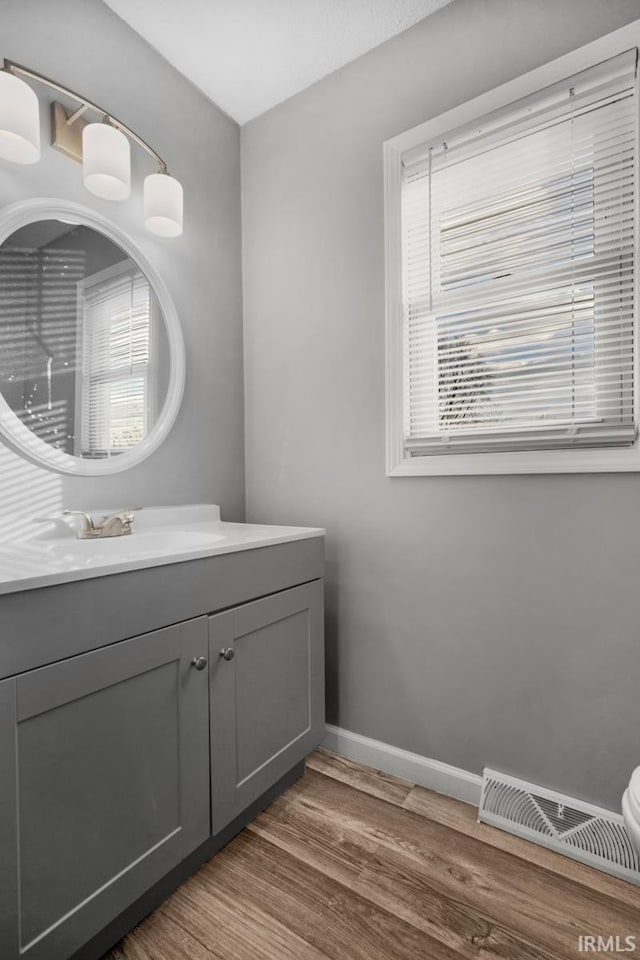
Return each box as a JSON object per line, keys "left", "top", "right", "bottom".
{"left": 242, "top": 0, "right": 640, "bottom": 810}
{"left": 0, "top": 0, "right": 244, "bottom": 538}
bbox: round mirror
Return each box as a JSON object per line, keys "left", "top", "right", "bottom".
{"left": 0, "top": 199, "right": 184, "bottom": 474}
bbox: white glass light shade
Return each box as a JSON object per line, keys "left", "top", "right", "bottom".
{"left": 0, "top": 71, "right": 40, "bottom": 164}
{"left": 144, "top": 173, "right": 183, "bottom": 237}
{"left": 82, "top": 123, "right": 131, "bottom": 201}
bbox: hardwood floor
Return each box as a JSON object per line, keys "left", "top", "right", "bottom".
{"left": 105, "top": 749, "right": 640, "bottom": 960}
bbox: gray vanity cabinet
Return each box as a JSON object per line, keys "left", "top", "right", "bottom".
{"left": 209, "top": 580, "right": 325, "bottom": 833}
{"left": 0, "top": 618, "right": 210, "bottom": 960}
{"left": 0, "top": 536, "right": 324, "bottom": 960}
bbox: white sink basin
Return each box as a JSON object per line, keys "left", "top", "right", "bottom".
{"left": 36, "top": 530, "right": 228, "bottom": 564}
{"left": 0, "top": 504, "right": 324, "bottom": 595}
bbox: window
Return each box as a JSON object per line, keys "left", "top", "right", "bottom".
{"left": 385, "top": 44, "right": 638, "bottom": 474}
{"left": 77, "top": 260, "right": 154, "bottom": 458}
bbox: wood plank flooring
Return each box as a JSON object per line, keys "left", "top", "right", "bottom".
{"left": 105, "top": 749, "right": 640, "bottom": 960}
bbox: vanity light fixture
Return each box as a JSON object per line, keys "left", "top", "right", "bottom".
{"left": 82, "top": 122, "right": 131, "bottom": 201}
{"left": 0, "top": 69, "right": 40, "bottom": 164}
{"left": 0, "top": 60, "right": 183, "bottom": 237}
{"left": 144, "top": 173, "right": 183, "bottom": 238}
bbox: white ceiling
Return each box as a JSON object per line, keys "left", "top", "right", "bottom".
{"left": 102, "top": 0, "right": 453, "bottom": 124}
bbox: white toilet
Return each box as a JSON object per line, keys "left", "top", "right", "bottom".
{"left": 622, "top": 767, "right": 640, "bottom": 856}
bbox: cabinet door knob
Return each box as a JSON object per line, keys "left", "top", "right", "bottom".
{"left": 191, "top": 656, "right": 208, "bottom": 671}
{"left": 220, "top": 647, "right": 235, "bottom": 661}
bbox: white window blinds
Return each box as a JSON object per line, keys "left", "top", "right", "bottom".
{"left": 401, "top": 50, "right": 637, "bottom": 456}
{"left": 79, "top": 262, "right": 151, "bottom": 457}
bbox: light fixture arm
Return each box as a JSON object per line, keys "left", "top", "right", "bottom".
{"left": 2, "top": 59, "right": 168, "bottom": 174}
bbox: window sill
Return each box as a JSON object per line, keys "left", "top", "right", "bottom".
{"left": 387, "top": 445, "right": 640, "bottom": 476}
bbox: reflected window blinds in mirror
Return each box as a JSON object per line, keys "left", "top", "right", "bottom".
{"left": 0, "top": 61, "right": 183, "bottom": 237}
{"left": 0, "top": 200, "right": 184, "bottom": 476}
{"left": 78, "top": 262, "right": 155, "bottom": 458}
{"left": 0, "top": 222, "right": 167, "bottom": 459}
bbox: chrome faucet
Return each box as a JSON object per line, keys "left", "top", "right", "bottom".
{"left": 63, "top": 508, "right": 140, "bottom": 539}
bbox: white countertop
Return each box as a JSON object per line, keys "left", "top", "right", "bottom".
{"left": 0, "top": 505, "right": 324, "bottom": 596}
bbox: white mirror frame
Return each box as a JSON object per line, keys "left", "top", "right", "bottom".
{"left": 0, "top": 198, "right": 185, "bottom": 475}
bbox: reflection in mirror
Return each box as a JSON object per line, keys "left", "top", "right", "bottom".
{"left": 0, "top": 220, "right": 170, "bottom": 459}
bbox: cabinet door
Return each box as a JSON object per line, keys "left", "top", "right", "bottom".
{"left": 209, "top": 580, "right": 324, "bottom": 833}
{"left": 0, "top": 618, "right": 210, "bottom": 960}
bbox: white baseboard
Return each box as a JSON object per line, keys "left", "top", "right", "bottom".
{"left": 323, "top": 724, "right": 482, "bottom": 806}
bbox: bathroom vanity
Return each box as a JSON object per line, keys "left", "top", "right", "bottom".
{"left": 0, "top": 197, "right": 325, "bottom": 960}
{"left": 0, "top": 506, "right": 325, "bottom": 960}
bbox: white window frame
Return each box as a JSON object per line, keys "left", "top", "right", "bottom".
{"left": 385, "top": 21, "right": 640, "bottom": 476}
{"left": 74, "top": 259, "right": 158, "bottom": 458}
